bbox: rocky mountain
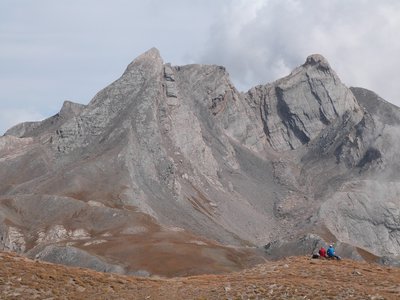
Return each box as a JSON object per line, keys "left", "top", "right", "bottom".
{"left": 0, "top": 48, "right": 399, "bottom": 275}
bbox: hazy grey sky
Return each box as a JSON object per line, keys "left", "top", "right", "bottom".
{"left": 1, "top": 0, "right": 400, "bottom": 134}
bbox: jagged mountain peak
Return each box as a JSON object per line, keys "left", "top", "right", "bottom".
{"left": 123, "top": 47, "right": 163, "bottom": 75}
{"left": 304, "top": 53, "right": 331, "bottom": 70}
{"left": 1, "top": 49, "right": 400, "bottom": 276}
{"left": 248, "top": 52, "right": 363, "bottom": 152}
{"left": 129, "top": 47, "right": 162, "bottom": 63}
{"left": 59, "top": 100, "right": 86, "bottom": 118}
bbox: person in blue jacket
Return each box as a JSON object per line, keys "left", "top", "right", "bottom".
{"left": 327, "top": 244, "right": 341, "bottom": 260}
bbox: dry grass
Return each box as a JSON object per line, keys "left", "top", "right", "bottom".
{"left": 0, "top": 251, "right": 399, "bottom": 299}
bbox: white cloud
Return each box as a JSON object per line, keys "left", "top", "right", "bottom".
{"left": 200, "top": 0, "right": 400, "bottom": 105}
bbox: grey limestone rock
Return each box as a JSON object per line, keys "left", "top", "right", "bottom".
{"left": 34, "top": 245, "right": 125, "bottom": 273}
{"left": 59, "top": 100, "right": 86, "bottom": 119}
{"left": 1, "top": 48, "right": 400, "bottom": 273}
{"left": 4, "top": 100, "right": 85, "bottom": 138}
{"left": 4, "top": 122, "right": 43, "bottom": 138}
{"left": 320, "top": 180, "right": 400, "bottom": 257}
{"left": 247, "top": 54, "right": 363, "bottom": 151}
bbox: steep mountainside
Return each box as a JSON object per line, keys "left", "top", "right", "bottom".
{"left": 0, "top": 48, "right": 399, "bottom": 275}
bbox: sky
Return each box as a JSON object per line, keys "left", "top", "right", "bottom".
{"left": 1, "top": 0, "right": 400, "bottom": 135}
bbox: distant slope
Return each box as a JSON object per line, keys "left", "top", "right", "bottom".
{"left": 351, "top": 87, "right": 400, "bottom": 125}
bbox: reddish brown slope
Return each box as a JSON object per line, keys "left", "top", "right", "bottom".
{"left": 1, "top": 251, "right": 399, "bottom": 299}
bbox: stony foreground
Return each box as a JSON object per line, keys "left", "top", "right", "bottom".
{"left": 0, "top": 251, "right": 399, "bottom": 299}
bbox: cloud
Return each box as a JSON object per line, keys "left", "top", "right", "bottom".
{"left": 200, "top": 0, "right": 400, "bottom": 105}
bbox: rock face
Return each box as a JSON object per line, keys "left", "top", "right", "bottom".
{"left": 0, "top": 48, "right": 399, "bottom": 275}
{"left": 248, "top": 54, "right": 363, "bottom": 151}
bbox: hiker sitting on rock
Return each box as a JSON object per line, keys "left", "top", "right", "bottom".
{"left": 327, "top": 244, "right": 341, "bottom": 260}
{"left": 318, "top": 246, "right": 327, "bottom": 258}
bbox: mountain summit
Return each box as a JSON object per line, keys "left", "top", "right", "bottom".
{"left": 1, "top": 48, "right": 399, "bottom": 275}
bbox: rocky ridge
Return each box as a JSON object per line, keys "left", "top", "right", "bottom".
{"left": 0, "top": 48, "right": 399, "bottom": 275}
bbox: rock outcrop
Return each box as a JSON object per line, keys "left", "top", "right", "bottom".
{"left": 1, "top": 48, "right": 399, "bottom": 275}
{"left": 5, "top": 101, "right": 85, "bottom": 138}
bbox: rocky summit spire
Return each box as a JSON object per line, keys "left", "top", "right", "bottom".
{"left": 59, "top": 101, "right": 85, "bottom": 119}
{"left": 304, "top": 54, "right": 331, "bottom": 71}
{"left": 123, "top": 47, "right": 163, "bottom": 75}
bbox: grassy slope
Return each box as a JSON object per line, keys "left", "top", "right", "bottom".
{"left": 0, "top": 251, "right": 399, "bottom": 299}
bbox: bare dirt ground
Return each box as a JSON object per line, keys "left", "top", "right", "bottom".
{"left": 0, "top": 251, "right": 399, "bottom": 299}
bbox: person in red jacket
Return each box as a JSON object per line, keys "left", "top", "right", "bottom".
{"left": 319, "top": 246, "right": 327, "bottom": 258}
